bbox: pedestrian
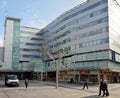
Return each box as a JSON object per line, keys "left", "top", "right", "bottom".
{"left": 98, "top": 79, "right": 104, "bottom": 96}
{"left": 25, "top": 78, "right": 28, "bottom": 88}
{"left": 70, "top": 78, "right": 74, "bottom": 83}
{"left": 102, "top": 80, "right": 109, "bottom": 97}
{"left": 82, "top": 78, "right": 88, "bottom": 89}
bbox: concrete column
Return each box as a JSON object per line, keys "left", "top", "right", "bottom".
{"left": 97, "top": 71, "right": 100, "bottom": 82}
{"left": 41, "top": 72, "right": 43, "bottom": 81}
{"left": 103, "top": 74, "right": 107, "bottom": 81}
{"left": 21, "top": 73, "right": 24, "bottom": 79}
{"left": 78, "top": 74, "right": 80, "bottom": 82}
{"left": 46, "top": 72, "right": 48, "bottom": 81}
{"left": 63, "top": 75, "right": 65, "bottom": 81}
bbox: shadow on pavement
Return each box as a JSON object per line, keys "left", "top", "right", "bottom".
{"left": 82, "top": 95, "right": 102, "bottom": 98}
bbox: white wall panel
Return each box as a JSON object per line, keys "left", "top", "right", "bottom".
{"left": 3, "top": 20, "right": 13, "bottom": 70}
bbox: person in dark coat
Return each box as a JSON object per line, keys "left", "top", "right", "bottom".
{"left": 82, "top": 78, "right": 88, "bottom": 89}
{"left": 98, "top": 79, "right": 104, "bottom": 96}
{"left": 102, "top": 80, "right": 109, "bottom": 97}
{"left": 25, "top": 78, "right": 29, "bottom": 88}
{"left": 70, "top": 78, "right": 74, "bottom": 83}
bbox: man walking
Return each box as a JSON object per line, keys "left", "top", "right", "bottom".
{"left": 82, "top": 78, "right": 88, "bottom": 89}
{"left": 98, "top": 79, "right": 104, "bottom": 96}
{"left": 102, "top": 80, "right": 109, "bottom": 97}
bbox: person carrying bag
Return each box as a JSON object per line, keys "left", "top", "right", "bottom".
{"left": 102, "top": 80, "right": 109, "bottom": 97}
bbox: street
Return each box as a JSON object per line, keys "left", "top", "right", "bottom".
{"left": 0, "top": 80, "right": 120, "bottom": 98}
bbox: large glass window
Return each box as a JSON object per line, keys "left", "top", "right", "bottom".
{"left": 74, "top": 50, "right": 110, "bottom": 62}
{"left": 49, "top": 0, "right": 107, "bottom": 30}
{"left": 54, "top": 7, "right": 107, "bottom": 35}
{"left": 79, "top": 37, "right": 109, "bottom": 48}
{"left": 23, "top": 55, "right": 40, "bottom": 58}
{"left": 71, "top": 16, "right": 108, "bottom": 32}
{"left": 79, "top": 27, "right": 108, "bottom": 39}
{"left": 25, "top": 43, "right": 40, "bottom": 46}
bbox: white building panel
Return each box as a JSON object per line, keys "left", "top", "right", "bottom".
{"left": 3, "top": 20, "right": 14, "bottom": 70}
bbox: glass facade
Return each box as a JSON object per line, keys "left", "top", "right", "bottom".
{"left": 79, "top": 37, "right": 109, "bottom": 48}
{"left": 19, "top": 27, "right": 40, "bottom": 63}
{"left": 38, "top": 0, "right": 120, "bottom": 77}
{"left": 12, "top": 20, "right": 20, "bottom": 71}
{"left": 40, "top": 0, "right": 109, "bottom": 59}
{"left": 78, "top": 26, "right": 108, "bottom": 40}
{"left": 3, "top": 0, "right": 120, "bottom": 82}
{"left": 49, "top": 0, "right": 107, "bottom": 29}
{"left": 47, "top": 50, "right": 112, "bottom": 70}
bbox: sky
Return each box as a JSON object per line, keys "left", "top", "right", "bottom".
{"left": 0, "top": 0, "right": 86, "bottom": 47}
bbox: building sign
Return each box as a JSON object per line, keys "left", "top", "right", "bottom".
{"left": 12, "top": 21, "right": 20, "bottom": 70}
{"left": 60, "top": 71, "right": 67, "bottom": 75}
{"left": 100, "top": 71, "right": 111, "bottom": 75}
{"left": 80, "top": 70, "right": 90, "bottom": 75}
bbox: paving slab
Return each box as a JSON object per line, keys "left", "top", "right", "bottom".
{"left": 0, "top": 80, "right": 120, "bottom": 98}
{"left": 0, "top": 84, "right": 120, "bottom": 98}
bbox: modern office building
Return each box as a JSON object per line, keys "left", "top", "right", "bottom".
{"left": 3, "top": 17, "right": 42, "bottom": 79}
{"left": 19, "top": 26, "right": 41, "bottom": 70}
{"left": 3, "top": 17, "right": 21, "bottom": 71}
{"left": 2, "top": 0, "right": 120, "bottom": 82}
{"left": 39, "top": 0, "right": 120, "bottom": 83}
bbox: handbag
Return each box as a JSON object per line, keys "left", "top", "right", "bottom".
{"left": 106, "top": 91, "right": 109, "bottom": 96}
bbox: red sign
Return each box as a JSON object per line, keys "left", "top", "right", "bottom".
{"left": 60, "top": 71, "right": 67, "bottom": 75}
{"left": 100, "top": 71, "right": 111, "bottom": 75}
{"left": 80, "top": 71, "right": 90, "bottom": 75}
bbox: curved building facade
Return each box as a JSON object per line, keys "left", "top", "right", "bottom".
{"left": 2, "top": 0, "right": 120, "bottom": 82}
{"left": 40, "top": 0, "right": 120, "bottom": 83}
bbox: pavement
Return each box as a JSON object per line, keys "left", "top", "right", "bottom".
{"left": 0, "top": 80, "right": 120, "bottom": 98}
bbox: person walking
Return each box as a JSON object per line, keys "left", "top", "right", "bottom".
{"left": 82, "top": 78, "right": 88, "bottom": 89}
{"left": 25, "top": 78, "right": 29, "bottom": 88}
{"left": 102, "top": 80, "right": 109, "bottom": 97}
{"left": 98, "top": 79, "right": 104, "bottom": 96}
